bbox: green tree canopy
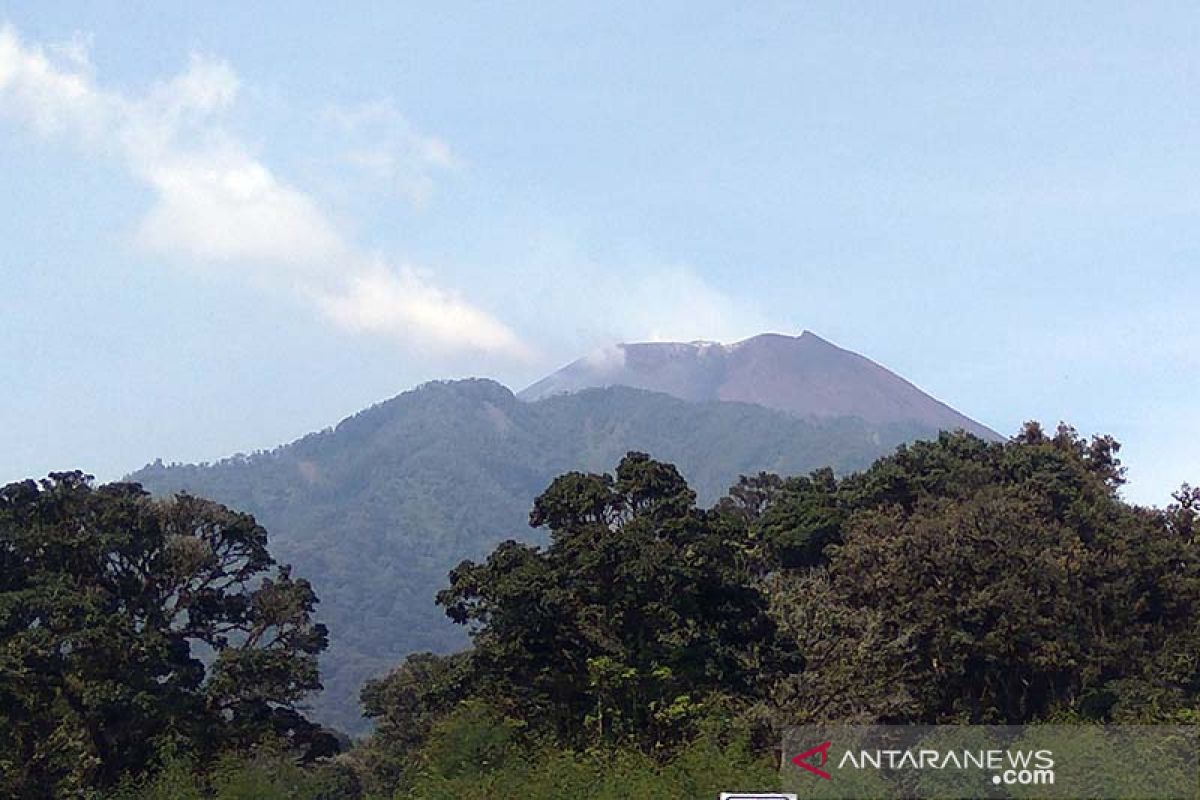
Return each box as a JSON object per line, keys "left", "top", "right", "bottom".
{"left": 433, "top": 452, "right": 793, "bottom": 750}
{"left": 359, "top": 426, "right": 1200, "bottom": 793}
{"left": 0, "top": 472, "right": 333, "bottom": 797}
{"left": 769, "top": 424, "right": 1200, "bottom": 725}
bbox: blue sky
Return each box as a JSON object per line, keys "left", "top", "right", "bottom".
{"left": 1, "top": 3, "right": 1196, "bottom": 505}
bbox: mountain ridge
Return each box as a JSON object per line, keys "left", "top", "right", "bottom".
{"left": 520, "top": 331, "right": 998, "bottom": 440}
{"left": 128, "top": 336, "right": 999, "bottom": 733}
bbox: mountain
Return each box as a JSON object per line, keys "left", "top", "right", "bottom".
{"left": 521, "top": 331, "right": 997, "bottom": 439}
{"left": 128, "top": 335, "right": 997, "bottom": 734}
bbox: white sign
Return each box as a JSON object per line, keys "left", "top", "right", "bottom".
{"left": 719, "top": 794, "right": 797, "bottom": 800}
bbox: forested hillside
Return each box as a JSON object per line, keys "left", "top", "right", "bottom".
{"left": 348, "top": 425, "right": 1200, "bottom": 798}
{"left": 129, "top": 379, "right": 939, "bottom": 732}
{"left": 7, "top": 425, "right": 1198, "bottom": 798}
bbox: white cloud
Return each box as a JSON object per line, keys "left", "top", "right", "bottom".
{"left": 507, "top": 235, "right": 774, "bottom": 353}
{"left": 0, "top": 24, "right": 114, "bottom": 141}
{"left": 147, "top": 54, "right": 239, "bottom": 118}
{"left": 615, "top": 266, "right": 769, "bottom": 344}
{"left": 0, "top": 24, "right": 526, "bottom": 358}
{"left": 323, "top": 99, "right": 458, "bottom": 206}
{"left": 314, "top": 263, "right": 532, "bottom": 358}
{"left": 581, "top": 344, "right": 627, "bottom": 373}
{"left": 134, "top": 148, "right": 347, "bottom": 268}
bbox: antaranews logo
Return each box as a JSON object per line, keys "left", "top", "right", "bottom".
{"left": 790, "top": 740, "right": 832, "bottom": 780}
{"left": 781, "top": 725, "right": 1199, "bottom": 799}
{"left": 836, "top": 745, "right": 1054, "bottom": 785}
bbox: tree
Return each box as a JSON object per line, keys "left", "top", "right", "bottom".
{"left": 356, "top": 426, "right": 1200, "bottom": 793}
{"left": 0, "top": 472, "right": 332, "bottom": 797}
{"left": 356, "top": 651, "right": 472, "bottom": 794}
{"left": 711, "top": 468, "right": 845, "bottom": 577}
{"left": 435, "top": 453, "right": 791, "bottom": 750}
{"left": 770, "top": 427, "right": 1200, "bottom": 724}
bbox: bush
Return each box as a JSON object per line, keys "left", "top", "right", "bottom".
{"left": 405, "top": 733, "right": 778, "bottom": 800}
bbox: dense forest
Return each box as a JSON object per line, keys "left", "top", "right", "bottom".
{"left": 129, "top": 379, "right": 943, "bottom": 733}
{"left": 3, "top": 423, "right": 1198, "bottom": 798}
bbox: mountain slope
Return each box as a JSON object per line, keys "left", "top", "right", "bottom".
{"left": 520, "top": 331, "right": 998, "bottom": 439}
{"left": 129, "top": 380, "right": 960, "bottom": 733}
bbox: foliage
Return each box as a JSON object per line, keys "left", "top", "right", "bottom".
{"left": 768, "top": 423, "right": 1200, "bottom": 725}
{"left": 360, "top": 424, "right": 1200, "bottom": 792}
{"left": 716, "top": 467, "right": 843, "bottom": 571}
{"left": 0, "top": 473, "right": 333, "bottom": 797}
{"left": 402, "top": 720, "right": 778, "bottom": 800}
{"left": 9, "top": 418, "right": 1199, "bottom": 798}
{"left": 112, "top": 731, "right": 773, "bottom": 800}
{"left": 354, "top": 651, "right": 472, "bottom": 794}
{"left": 434, "top": 452, "right": 794, "bottom": 751}
{"left": 110, "top": 741, "right": 362, "bottom": 800}
{"left": 129, "top": 380, "right": 936, "bottom": 731}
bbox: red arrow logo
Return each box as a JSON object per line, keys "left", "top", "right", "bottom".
{"left": 791, "top": 740, "right": 833, "bottom": 780}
